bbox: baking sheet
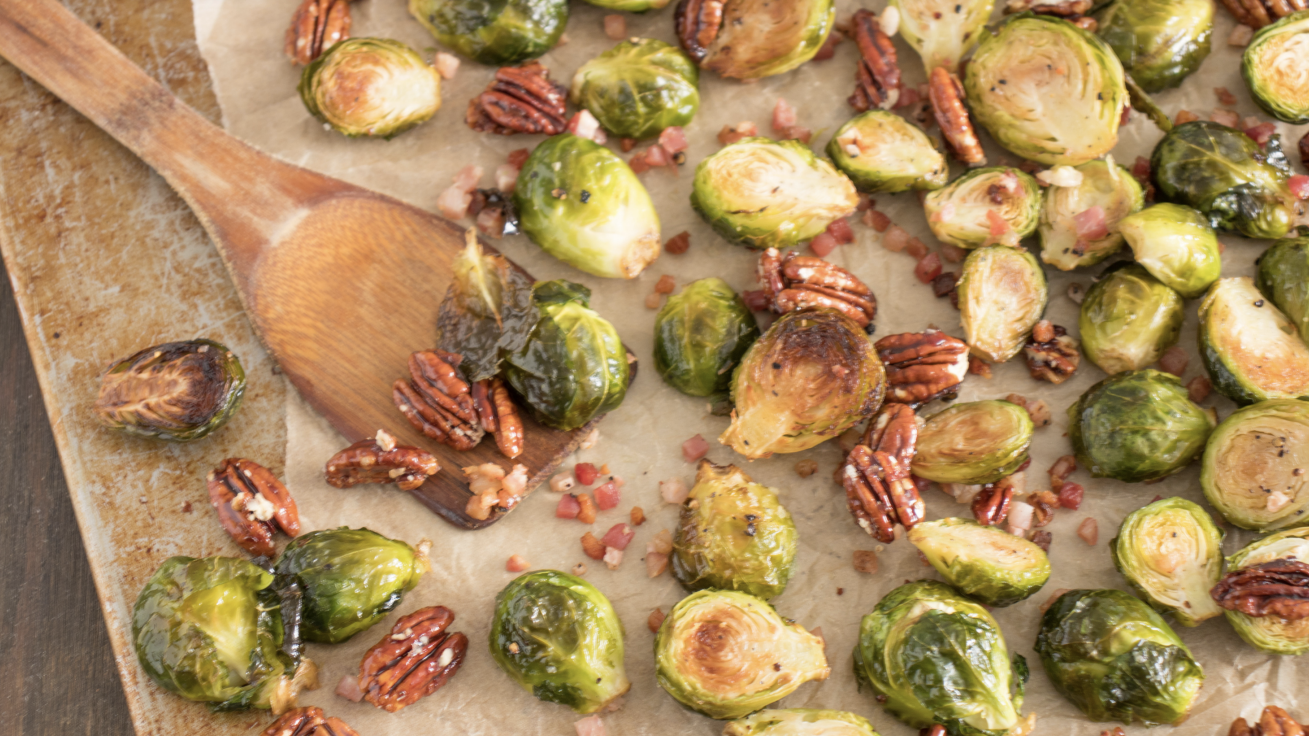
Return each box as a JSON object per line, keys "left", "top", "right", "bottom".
{"left": 190, "top": 0, "right": 1305, "bottom": 733}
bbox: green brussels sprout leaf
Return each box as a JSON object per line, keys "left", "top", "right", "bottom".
{"left": 1256, "top": 237, "right": 1309, "bottom": 342}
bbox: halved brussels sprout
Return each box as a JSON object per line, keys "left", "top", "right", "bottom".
{"left": 94, "top": 338, "right": 245, "bottom": 442}
{"left": 1038, "top": 158, "right": 1145, "bottom": 271}
{"left": 1256, "top": 238, "right": 1309, "bottom": 342}
{"left": 274, "top": 528, "right": 427, "bottom": 644}
{"left": 408, "top": 0, "right": 567, "bottom": 65}
{"left": 964, "top": 15, "right": 1126, "bottom": 165}
{"left": 1221, "top": 528, "right": 1309, "bottom": 654}
{"left": 721, "top": 309, "right": 885, "bottom": 458}
{"left": 299, "top": 38, "right": 441, "bottom": 139}
{"left": 516, "top": 133, "right": 661, "bottom": 279}
{"left": 489, "top": 570, "right": 630, "bottom": 713}
{"left": 583, "top": 0, "right": 669, "bottom": 11}
{"left": 912, "top": 401, "right": 1034, "bottom": 485}
{"left": 692, "top": 137, "right": 859, "bottom": 250}
{"left": 957, "top": 245, "right": 1048, "bottom": 363}
{"left": 826, "top": 112, "right": 947, "bottom": 193}
{"left": 1097, "top": 0, "right": 1213, "bottom": 92}
{"left": 1202, "top": 399, "right": 1309, "bottom": 531}
{"left": 1151, "top": 121, "right": 1301, "bottom": 239}
{"left": 1068, "top": 369, "right": 1214, "bottom": 483}
{"left": 655, "top": 590, "right": 829, "bottom": 720}
{"left": 891, "top": 0, "right": 995, "bottom": 72}
{"left": 1199, "top": 277, "right": 1309, "bottom": 404}
{"left": 923, "top": 168, "right": 1043, "bottom": 249}
{"left": 854, "top": 580, "right": 1029, "bottom": 735}
{"left": 1243, "top": 11, "right": 1309, "bottom": 123}
{"left": 1079, "top": 262, "right": 1185, "bottom": 375}
{"left": 692, "top": 0, "right": 834, "bottom": 79}
{"left": 1111, "top": 498, "right": 1225, "bottom": 626}
{"left": 436, "top": 230, "right": 538, "bottom": 382}
{"left": 1036, "top": 589, "right": 1204, "bottom": 725}
{"left": 907, "top": 518, "right": 1050, "bottom": 607}
{"left": 1117, "top": 203, "right": 1221, "bottom": 299}
{"left": 724, "top": 709, "right": 883, "bottom": 736}
{"left": 504, "top": 281, "right": 629, "bottom": 431}
{"left": 671, "top": 461, "right": 798, "bottom": 600}
{"left": 654, "top": 278, "right": 761, "bottom": 400}
{"left": 570, "top": 39, "right": 699, "bottom": 140}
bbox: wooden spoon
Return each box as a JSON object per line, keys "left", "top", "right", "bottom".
{"left": 0, "top": 0, "right": 612, "bottom": 528}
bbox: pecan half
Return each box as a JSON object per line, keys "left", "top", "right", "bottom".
{"left": 1024, "top": 321, "right": 1081, "bottom": 385}
{"left": 929, "top": 66, "right": 986, "bottom": 167}
{"left": 972, "top": 482, "right": 1013, "bottom": 526}
{"left": 875, "top": 329, "right": 969, "bottom": 406}
{"left": 393, "top": 349, "right": 485, "bottom": 451}
{"left": 843, "top": 404, "right": 924, "bottom": 543}
{"left": 674, "top": 0, "right": 725, "bottom": 63}
{"left": 471, "top": 376, "right": 525, "bottom": 459}
{"left": 359, "top": 606, "right": 469, "bottom": 712}
{"left": 759, "top": 248, "right": 877, "bottom": 327}
{"left": 263, "top": 706, "right": 360, "bottom": 736}
{"left": 208, "top": 458, "right": 300, "bottom": 557}
{"left": 284, "top": 0, "right": 352, "bottom": 65}
{"left": 467, "top": 62, "right": 567, "bottom": 136}
{"left": 325, "top": 430, "right": 440, "bottom": 491}
{"left": 1230, "top": 706, "right": 1308, "bottom": 736}
{"left": 1219, "top": 0, "right": 1307, "bottom": 28}
{"left": 1211, "top": 560, "right": 1309, "bottom": 620}
{"left": 850, "top": 10, "right": 902, "bottom": 112}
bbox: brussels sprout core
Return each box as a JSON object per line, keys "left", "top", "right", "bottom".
{"left": 1111, "top": 498, "right": 1225, "bottom": 626}
{"left": 912, "top": 401, "right": 1034, "bottom": 485}
{"left": 408, "top": 0, "right": 568, "bottom": 65}
{"left": 1221, "top": 528, "right": 1309, "bottom": 654}
{"left": 1244, "top": 11, "right": 1309, "bottom": 123}
{"left": 908, "top": 518, "right": 1051, "bottom": 606}
{"left": 957, "top": 246, "right": 1049, "bottom": 363}
{"left": 1199, "top": 277, "right": 1309, "bottom": 404}
{"left": 826, "top": 111, "right": 947, "bottom": 193}
{"left": 570, "top": 39, "right": 700, "bottom": 140}
{"left": 1038, "top": 159, "right": 1144, "bottom": 271}
{"left": 1202, "top": 399, "right": 1309, "bottom": 531}
{"left": 1116, "top": 203, "right": 1221, "bottom": 299}
{"left": 299, "top": 38, "right": 442, "bottom": 139}
{"left": 95, "top": 338, "right": 245, "bottom": 442}
{"left": 891, "top": 0, "right": 995, "bottom": 72}
{"left": 1078, "top": 263, "right": 1185, "bottom": 375}
{"left": 923, "top": 168, "right": 1043, "bottom": 249}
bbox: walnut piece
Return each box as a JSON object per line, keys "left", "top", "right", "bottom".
{"left": 759, "top": 248, "right": 877, "bottom": 327}
{"left": 325, "top": 430, "right": 440, "bottom": 491}
{"left": 467, "top": 62, "right": 568, "bottom": 136}
{"left": 875, "top": 329, "right": 970, "bottom": 406}
{"left": 208, "top": 458, "right": 300, "bottom": 557}
{"left": 359, "top": 606, "right": 468, "bottom": 712}
{"left": 843, "top": 404, "right": 924, "bottom": 543}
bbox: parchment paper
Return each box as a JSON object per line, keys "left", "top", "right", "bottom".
{"left": 191, "top": 0, "right": 1305, "bottom": 732}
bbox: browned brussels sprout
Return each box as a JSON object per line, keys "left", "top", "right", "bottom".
{"left": 95, "top": 339, "right": 245, "bottom": 441}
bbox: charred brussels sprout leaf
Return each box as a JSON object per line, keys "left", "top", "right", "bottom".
{"left": 94, "top": 339, "right": 245, "bottom": 442}
{"left": 1068, "top": 369, "right": 1214, "bottom": 483}
{"left": 1222, "top": 528, "right": 1309, "bottom": 654}
{"left": 912, "top": 401, "right": 1034, "bottom": 485}
{"left": 1038, "top": 159, "right": 1144, "bottom": 271}
{"left": 827, "top": 111, "right": 948, "bottom": 193}
{"left": 694, "top": 0, "right": 835, "bottom": 79}
{"left": 570, "top": 39, "right": 699, "bottom": 140}
{"left": 1151, "top": 121, "right": 1300, "bottom": 239}
{"left": 720, "top": 309, "right": 886, "bottom": 458}
{"left": 964, "top": 15, "right": 1126, "bottom": 166}
{"left": 489, "top": 570, "right": 630, "bottom": 713}
{"left": 724, "top": 709, "right": 884, "bottom": 736}
{"left": 408, "top": 0, "right": 567, "bottom": 64}
{"left": 516, "top": 133, "right": 661, "bottom": 279}
{"left": 907, "top": 518, "right": 1050, "bottom": 607}
{"left": 435, "top": 231, "right": 538, "bottom": 382}
{"left": 299, "top": 38, "right": 441, "bottom": 139}
{"left": 1097, "top": 0, "right": 1213, "bottom": 92}
{"left": 1079, "top": 262, "right": 1185, "bottom": 375}
{"left": 1035, "top": 589, "right": 1204, "bottom": 725}
{"left": 655, "top": 589, "right": 829, "bottom": 719}
{"left": 274, "top": 528, "right": 427, "bottom": 644}
{"left": 1111, "top": 498, "right": 1225, "bottom": 626}
{"left": 654, "top": 278, "right": 760, "bottom": 399}
{"left": 957, "top": 246, "right": 1048, "bottom": 363}
{"left": 1199, "top": 277, "right": 1309, "bottom": 404}
{"left": 923, "top": 168, "right": 1043, "bottom": 249}
{"left": 1117, "top": 204, "right": 1221, "bottom": 299}
{"left": 671, "top": 461, "right": 798, "bottom": 600}
{"left": 1244, "top": 11, "right": 1309, "bottom": 123}
{"left": 1202, "top": 399, "right": 1309, "bottom": 531}
{"left": 692, "top": 137, "right": 859, "bottom": 250}
{"left": 1256, "top": 237, "right": 1309, "bottom": 342}
{"left": 891, "top": 0, "right": 995, "bottom": 72}
{"left": 854, "top": 580, "right": 1029, "bottom": 736}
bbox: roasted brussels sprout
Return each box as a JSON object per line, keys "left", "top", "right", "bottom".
{"left": 854, "top": 580, "right": 1029, "bottom": 735}
{"left": 891, "top": 0, "right": 995, "bottom": 72}
{"left": 1078, "top": 262, "right": 1185, "bottom": 375}
{"left": 1256, "top": 237, "right": 1309, "bottom": 342}
{"left": 923, "top": 168, "right": 1043, "bottom": 249}
{"left": 504, "top": 280, "right": 629, "bottom": 431}
{"left": 299, "top": 38, "right": 441, "bottom": 139}
{"left": 94, "top": 339, "right": 245, "bottom": 442}
{"left": 436, "top": 230, "right": 538, "bottom": 382}
{"left": 516, "top": 133, "right": 661, "bottom": 279}
{"left": 1199, "top": 277, "right": 1309, "bottom": 404}
{"left": 489, "top": 570, "right": 630, "bottom": 713}
{"left": 1151, "top": 121, "right": 1301, "bottom": 239}
{"left": 655, "top": 589, "right": 829, "bottom": 719}
{"left": 912, "top": 401, "right": 1034, "bottom": 485}
{"left": 724, "top": 709, "right": 883, "bottom": 736}
{"left": 1219, "top": 528, "right": 1309, "bottom": 655}
{"left": 584, "top": 0, "right": 669, "bottom": 10}
{"left": 957, "top": 245, "right": 1048, "bottom": 363}
{"left": 1068, "top": 369, "right": 1214, "bottom": 483}
{"left": 720, "top": 309, "right": 886, "bottom": 458}
{"left": 1038, "top": 159, "right": 1145, "bottom": 271}
{"left": 826, "top": 111, "right": 947, "bottom": 193}
{"left": 274, "top": 528, "right": 428, "bottom": 644}
{"left": 907, "top": 518, "right": 1051, "bottom": 607}
{"left": 569, "top": 39, "right": 699, "bottom": 140}
{"left": 1202, "top": 399, "right": 1309, "bottom": 530}
{"left": 965, "top": 15, "right": 1126, "bottom": 165}
{"left": 132, "top": 556, "right": 297, "bottom": 711}
{"left": 1116, "top": 204, "right": 1221, "bottom": 299}
{"left": 1097, "top": 0, "right": 1213, "bottom": 92}
{"left": 692, "top": 137, "right": 858, "bottom": 250}
{"left": 654, "top": 278, "right": 760, "bottom": 400}
{"left": 1244, "top": 11, "right": 1309, "bottom": 123}
{"left": 1036, "top": 589, "right": 1204, "bottom": 725}
{"left": 408, "top": 0, "right": 567, "bottom": 65}
{"left": 671, "top": 461, "right": 798, "bottom": 600}
{"left": 686, "top": 0, "right": 835, "bottom": 80}
{"left": 1111, "top": 498, "right": 1225, "bottom": 626}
